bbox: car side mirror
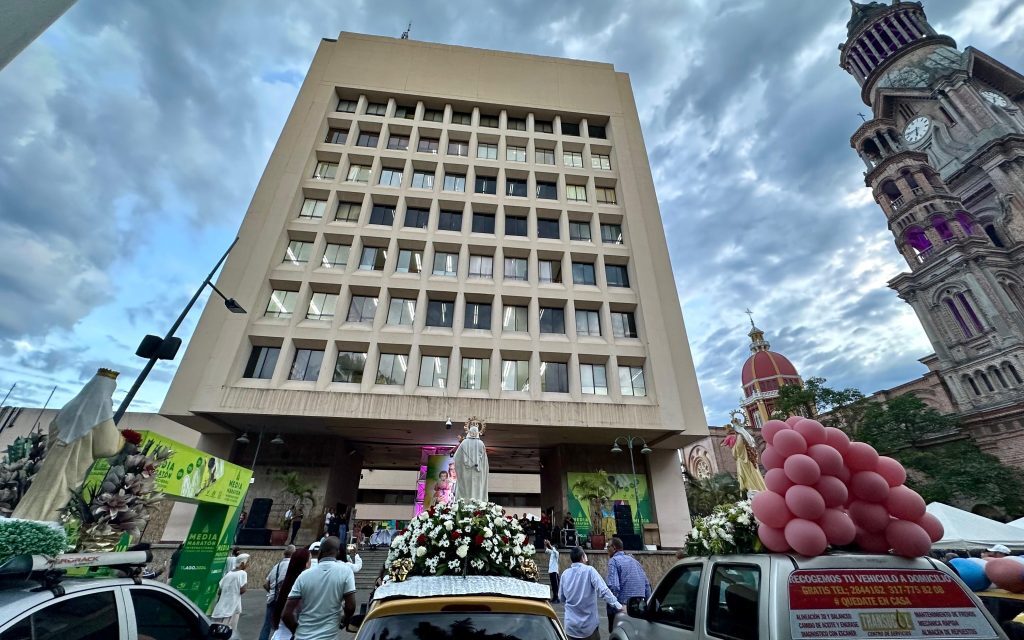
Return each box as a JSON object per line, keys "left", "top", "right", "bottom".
{"left": 344, "top": 613, "right": 366, "bottom": 632}
{"left": 208, "top": 623, "right": 233, "bottom": 639}
{"left": 627, "top": 596, "right": 649, "bottom": 619}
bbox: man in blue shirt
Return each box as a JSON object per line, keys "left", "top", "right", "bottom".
{"left": 559, "top": 546, "right": 622, "bottom": 640}
{"left": 606, "top": 537, "right": 652, "bottom": 633}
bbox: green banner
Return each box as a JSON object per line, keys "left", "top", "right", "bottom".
{"left": 171, "top": 502, "right": 244, "bottom": 612}
{"left": 566, "top": 472, "right": 652, "bottom": 537}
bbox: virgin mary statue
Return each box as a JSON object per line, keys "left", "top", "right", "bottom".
{"left": 724, "top": 411, "right": 766, "bottom": 496}
{"left": 453, "top": 419, "right": 489, "bottom": 502}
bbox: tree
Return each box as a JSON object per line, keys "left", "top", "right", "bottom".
{"left": 274, "top": 471, "right": 317, "bottom": 513}
{"left": 774, "top": 377, "right": 867, "bottom": 435}
{"left": 686, "top": 472, "right": 743, "bottom": 519}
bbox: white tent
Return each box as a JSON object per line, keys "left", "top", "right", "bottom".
{"left": 1010, "top": 517, "right": 1024, "bottom": 530}
{"left": 927, "top": 502, "right": 1024, "bottom": 550}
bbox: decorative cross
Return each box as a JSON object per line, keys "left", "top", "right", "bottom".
{"left": 857, "top": 112, "right": 868, "bottom": 122}
{"left": 744, "top": 308, "right": 755, "bottom": 327}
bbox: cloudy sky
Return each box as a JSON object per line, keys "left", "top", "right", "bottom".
{"left": 2, "top": 0, "right": 1023, "bottom": 427}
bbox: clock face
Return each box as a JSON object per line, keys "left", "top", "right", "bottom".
{"left": 903, "top": 116, "right": 931, "bottom": 144}
{"left": 981, "top": 90, "right": 1009, "bottom": 107}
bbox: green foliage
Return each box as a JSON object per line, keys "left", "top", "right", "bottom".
{"left": 856, "top": 394, "right": 957, "bottom": 451}
{"left": 896, "top": 441, "right": 1024, "bottom": 516}
{"left": 686, "top": 472, "right": 744, "bottom": 519}
{"left": 274, "top": 471, "right": 317, "bottom": 512}
{"left": 774, "top": 377, "right": 866, "bottom": 434}
{"left": 0, "top": 518, "right": 69, "bottom": 560}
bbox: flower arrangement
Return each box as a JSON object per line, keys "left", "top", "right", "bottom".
{"left": 385, "top": 499, "right": 539, "bottom": 582}
{"left": 685, "top": 499, "right": 763, "bottom": 556}
{"left": 0, "top": 432, "right": 48, "bottom": 516}
{"left": 0, "top": 518, "right": 68, "bottom": 561}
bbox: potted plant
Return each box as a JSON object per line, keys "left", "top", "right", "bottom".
{"left": 270, "top": 471, "right": 316, "bottom": 545}
{"left": 568, "top": 473, "right": 617, "bottom": 550}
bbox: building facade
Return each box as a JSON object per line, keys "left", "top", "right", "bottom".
{"left": 842, "top": 2, "right": 1024, "bottom": 468}
{"left": 161, "top": 34, "right": 707, "bottom": 546}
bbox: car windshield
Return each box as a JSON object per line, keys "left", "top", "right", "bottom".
{"left": 359, "top": 612, "right": 562, "bottom": 640}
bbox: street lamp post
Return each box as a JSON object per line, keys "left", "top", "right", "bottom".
{"left": 113, "top": 237, "right": 246, "bottom": 424}
{"left": 611, "top": 435, "right": 653, "bottom": 539}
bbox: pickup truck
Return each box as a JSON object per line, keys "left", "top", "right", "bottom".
{"left": 611, "top": 553, "right": 1008, "bottom": 640}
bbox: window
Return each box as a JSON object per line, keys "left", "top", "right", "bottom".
{"left": 265, "top": 290, "right": 298, "bottom": 318}
{"left": 507, "top": 117, "right": 527, "bottom": 131}
{"left": 130, "top": 588, "right": 205, "bottom": 640}
{"left": 501, "top": 360, "right": 530, "bottom": 391}
{"left": 376, "top": 353, "right": 408, "bottom": 385}
{"left": 438, "top": 210, "right": 463, "bottom": 232}
{"left": 306, "top": 292, "right": 337, "bottom": 320}
{"left": 506, "top": 146, "right": 527, "bottom": 162}
{"left": 369, "top": 204, "right": 395, "bottom": 226}
{"left": 477, "top": 142, "right": 498, "bottom": 160}
{"left": 244, "top": 346, "right": 280, "bottom": 379}
{"left": 347, "top": 295, "right": 378, "bottom": 323}
{"left": 576, "top": 309, "right": 601, "bottom": 336}
{"left": 9, "top": 592, "right": 121, "bottom": 640}
{"left": 596, "top": 187, "right": 617, "bottom": 204}
{"left": 601, "top": 223, "right": 623, "bottom": 244}
{"left": 539, "top": 259, "right": 562, "bottom": 284}
{"left": 619, "top": 365, "right": 647, "bottom": 397}
{"left": 461, "top": 358, "right": 490, "bottom": 390}
{"left": 321, "top": 243, "right": 349, "bottom": 268}
{"left": 451, "top": 111, "right": 472, "bottom": 125}
{"left": 647, "top": 565, "right": 702, "bottom": 630}
{"left": 475, "top": 175, "right": 497, "bottom": 195}
{"left": 588, "top": 124, "right": 607, "bottom": 138}
{"left": 404, "top": 207, "right": 430, "bottom": 228}
{"left": 326, "top": 128, "right": 348, "bottom": 144}
{"left": 535, "top": 148, "right": 555, "bottom": 165}
{"left": 537, "top": 218, "right": 560, "bottom": 239}
{"left": 580, "top": 363, "right": 608, "bottom": 395}
{"left": 423, "top": 108, "right": 444, "bottom": 123}
{"left": 563, "top": 151, "right": 584, "bottom": 167}
{"left": 506, "top": 178, "right": 528, "bottom": 197}
{"left": 561, "top": 121, "right": 581, "bottom": 136}
{"left": 355, "top": 245, "right": 382, "bottom": 270}
{"left": 395, "top": 249, "right": 423, "bottom": 273}
{"left": 365, "top": 102, "right": 387, "bottom": 116}
{"left": 502, "top": 305, "right": 528, "bottom": 332}
{"left": 335, "top": 201, "right": 361, "bottom": 222}
{"left": 706, "top": 564, "right": 760, "bottom": 640}
{"left": 447, "top": 140, "right": 469, "bottom": 156}
{"left": 572, "top": 262, "right": 596, "bottom": 285}
{"left": 505, "top": 216, "right": 528, "bottom": 237}
{"left": 569, "top": 221, "right": 592, "bottom": 241}
{"left": 606, "top": 264, "right": 630, "bottom": 287}
{"left": 313, "top": 160, "right": 337, "bottom": 178}
{"left": 418, "top": 137, "right": 439, "bottom": 154}
{"left": 591, "top": 153, "right": 611, "bottom": 170}
{"left": 443, "top": 173, "right": 466, "bottom": 192}
{"left": 418, "top": 355, "right": 450, "bottom": 388}
{"left": 611, "top": 311, "right": 638, "bottom": 338}
{"left": 536, "top": 181, "right": 558, "bottom": 199}
{"left": 346, "top": 164, "right": 371, "bottom": 183}
{"left": 283, "top": 240, "right": 312, "bottom": 265}
{"left": 411, "top": 170, "right": 435, "bottom": 189}
{"left": 336, "top": 99, "right": 357, "bottom": 113}
{"left": 540, "top": 361, "right": 568, "bottom": 393}
{"left": 464, "top": 302, "right": 492, "bottom": 329}
{"left": 395, "top": 105, "right": 415, "bottom": 119}
{"left": 469, "top": 255, "right": 493, "bottom": 278}
{"left": 378, "top": 168, "right": 403, "bottom": 187}
{"left": 432, "top": 252, "right": 459, "bottom": 277}
{"left": 426, "top": 299, "right": 455, "bottom": 327}
{"left": 473, "top": 213, "right": 496, "bottom": 234}
{"left": 356, "top": 131, "right": 379, "bottom": 147}
{"left": 333, "top": 351, "right": 366, "bottom": 383}
{"left": 504, "top": 257, "right": 528, "bottom": 281}
{"left": 299, "top": 198, "right": 326, "bottom": 220}
{"left": 479, "top": 114, "right": 499, "bottom": 128}
{"left": 386, "top": 135, "right": 410, "bottom": 150}
{"left": 566, "top": 184, "right": 587, "bottom": 202}
{"left": 290, "top": 348, "right": 324, "bottom": 381}
{"left": 539, "top": 307, "right": 565, "bottom": 333}
{"left": 535, "top": 120, "right": 554, "bottom": 134}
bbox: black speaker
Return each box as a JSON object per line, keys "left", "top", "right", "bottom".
{"left": 236, "top": 528, "right": 271, "bottom": 545}
{"left": 619, "top": 534, "right": 643, "bottom": 551}
{"left": 614, "top": 504, "right": 635, "bottom": 536}
{"left": 247, "top": 498, "right": 273, "bottom": 530}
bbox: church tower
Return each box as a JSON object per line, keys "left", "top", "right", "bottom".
{"left": 841, "top": 2, "right": 1024, "bottom": 418}
{"left": 740, "top": 321, "right": 803, "bottom": 428}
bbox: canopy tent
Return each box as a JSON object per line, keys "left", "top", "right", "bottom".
{"left": 1010, "top": 517, "right": 1024, "bottom": 530}
{"left": 927, "top": 502, "right": 1024, "bottom": 550}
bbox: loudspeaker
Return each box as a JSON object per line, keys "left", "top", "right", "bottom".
{"left": 619, "top": 533, "right": 643, "bottom": 551}
{"left": 614, "top": 504, "right": 635, "bottom": 536}
{"left": 236, "top": 528, "right": 271, "bottom": 545}
{"left": 247, "top": 498, "right": 273, "bottom": 530}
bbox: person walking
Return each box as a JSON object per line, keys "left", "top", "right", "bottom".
{"left": 289, "top": 506, "right": 304, "bottom": 545}
{"left": 282, "top": 536, "right": 357, "bottom": 640}
{"left": 545, "top": 539, "right": 560, "bottom": 603}
{"left": 270, "top": 548, "right": 311, "bottom": 640}
{"left": 606, "top": 537, "right": 652, "bottom": 633}
{"left": 559, "top": 546, "right": 622, "bottom": 640}
{"left": 211, "top": 553, "right": 249, "bottom": 631}
{"left": 258, "top": 545, "right": 295, "bottom": 640}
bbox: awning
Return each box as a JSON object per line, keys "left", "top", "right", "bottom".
{"left": 927, "top": 502, "right": 1024, "bottom": 550}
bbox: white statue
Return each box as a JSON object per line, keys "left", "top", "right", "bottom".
{"left": 453, "top": 419, "right": 489, "bottom": 502}
{"left": 12, "top": 369, "right": 124, "bottom": 522}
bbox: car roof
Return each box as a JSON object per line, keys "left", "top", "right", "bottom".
{"left": 368, "top": 595, "right": 558, "bottom": 620}
{"left": 681, "top": 552, "right": 942, "bottom": 571}
{"left": 0, "top": 577, "right": 177, "bottom": 611}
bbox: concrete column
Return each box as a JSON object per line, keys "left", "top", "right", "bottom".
{"left": 881, "top": 130, "right": 901, "bottom": 154}
{"left": 906, "top": 296, "right": 952, "bottom": 360}
{"left": 852, "top": 49, "right": 871, "bottom": 76}
{"left": 862, "top": 30, "right": 885, "bottom": 61}
{"left": 897, "top": 12, "right": 920, "bottom": 39}
{"left": 325, "top": 439, "right": 363, "bottom": 540}
{"left": 647, "top": 449, "right": 690, "bottom": 548}
{"left": 878, "top": 23, "right": 899, "bottom": 52}
{"left": 963, "top": 266, "right": 1012, "bottom": 335}
{"left": 858, "top": 151, "right": 874, "bottom": 170}
{"left": 887, "top": 15, "right": 911, "bottom": 43}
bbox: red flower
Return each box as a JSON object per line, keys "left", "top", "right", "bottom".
{"left": 474, "top": 534, "right": 485, "bottom": 546}
{"left": 120, "top": 429, "right": 142, "bottom": 445}
{"left": 417, "top": 534, "right": 427, "bottom": 546}
{"left": 473, "top": 510, "right": 482, "bottom": 517}
{"left": 452, "top": 530, "right": 461, "bottom": 539}
{"left": 502, "top": 535, "right": 509, "bottom": 544}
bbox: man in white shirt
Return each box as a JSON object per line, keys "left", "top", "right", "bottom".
{"left": 211, "top": 553, "right": 250, "bottom": 631}
{"left": 559, "top": 547, "right": 622, "bottom": 640}
{"left": 283, "top": 536, "right": 356, "bottom": 640}
{"left": 259, "top": 545, "right": 295, "bottom": 640}
{"left": 545, "top": 539, "right": 560, "bottom": 603}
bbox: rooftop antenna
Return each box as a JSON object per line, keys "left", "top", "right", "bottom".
{"left": 401, "top": 22, "right": 411, "bottom": 40}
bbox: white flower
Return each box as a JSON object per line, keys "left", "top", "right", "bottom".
{"left": 513, "top": 545, "right": 523, "bottom": 555}
{"left": 456, "top": 544, "right": 469, "bottom": 558}
{"left": 515, "top": 533, "right": 526, "bottom": 545}
{"left": 444, "top": 521, "right": 454, "bottom": 531}
{"left": 440, "top": 538, "right": 450, "bottom": 547}
{"left": 483, "top": 528, "right": 493, "bottom": 538}
{"left": 448, "top": 559, "right": 460, "bottom": 569}
{"left": 416, "top": 547, "right": 427, "bottom": 557}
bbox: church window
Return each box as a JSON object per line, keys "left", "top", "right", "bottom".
{"left": 979, "top": 371, "right": 995, "bottom": 393}
{"left": 956, "top": 292, "right": 985, "bottom": 333}
{"left": 985, "top": 224, "right": 1006, "bottom": 248}
{"left": 882, "top": 180, "right": 903, "bottom": 208}
{"left": 944, "top": 298, "right": 973, "bottom": 339}
{"left": 991, "top": 367, "right": 1008, "bottom": 389}
{"left": 964, "top": 375, "right": 980, "bottom": 396}
{"left": 932, "top": 216, "right": 954, "bottom": 242}
{"left": 1005, "top": 362, "right": 1023, "bottom": 385}
{"left": 955, "top": 211, "right": 974, "bottom": 236}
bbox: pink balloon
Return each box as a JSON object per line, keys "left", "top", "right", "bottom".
{"left": 762, "top": 420, "right": 790, "bottom": 445}
{"left": 985, "top": 558, "right": 1024, "bottom": 593}
{"left": 785, "top": 416, "right": 803, "bottom": 427}
{"left": 886, "top": 485, "right": 926, "bottom": 521}
{"left": 765, "top": 468, "right": 794, "bottom": 495}
{"left": 849, "top": 500, "right": 891, "bottom": 533}
{"left": 794, "top": 419, "right": 827, "bottom": 446}
{"left": 752, "top": 491, "right": 792, "bottom": 529}
{"left": 785, "top": 519, "right": 828, "bottom": 556}
{"left": 774, "top": 429, "right": 808, "bottom": 458}
{"left": 845, "top": 442, "right": 880, "bottom": 472}
{"left": 758, "top": 524, "right": 790, "bottom": 553}
{"left": 815, "top": 475, "right": 849, "bottom": 508}
{"left": 917, "top": 512, "right": 945, "bottom": 543}
{"left": 761, "top": 445, "right": 784, "bottom": 471}
{"left": 876, "top": 456, "right": 907, "bottom": 488}
{"left": 786, "top": 485, "right": 826, "bottom": 520}
{"left": 886, "top": 520, "right": 932, "bottom": 558}
{"left": 784, "top": 454, "right": 822, "bottom": 486}
{"left": 819, "top": 508, "right": 856, "bottom": 546}
{"left": 807, "top": 444, "right": 844, "bottom": 476}
{"left": 834, "top": 465, "right": 851, "bottom": 484}
{"left": 824, "top": 427, "right": 851, "bottom": 456}
{"left": 856, "top": 527, "right": 891, "bottom": 553}
{"left": 851, "top": 471, "right": 890, "bottom": 503}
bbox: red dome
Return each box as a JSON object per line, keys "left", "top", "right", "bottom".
{"left": 741, "top": 350, "right": 800, "bottom": 387}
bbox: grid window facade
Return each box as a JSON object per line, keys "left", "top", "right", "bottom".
{"left": 336, "top": 201, "right": 361, "bottom": 222}
{"left": 356, "top": 132, "right": 379, "bottom": 147}
{"left": 418, "top": 355, "right": 450, "bottom": 388}
{"left": 306, "top": 292, "right": 337, "bottom": 320}
{"left": 535, "top": 148, "right": 555, "bottom": 165}
{"left": 601, "top": 223, "right": 623, "bottom": 244}
{"left": 611, "top": 311, "right": 638, "bottom": 338}
{"left": 346, "top": 164, "right": 371, "bottom": 183}
{"left": 540, "top": 361, "right": 569, "bottom": 393}
{"left": 387, "top": 135, "right": 409, "bottom": 150}
{"left": 580, "top": 363, "right": 608, "bottom": 395}
{"left": 426, "top": 299, "right": 455, "bottom": 327}
{"left": 376, "top": 353, "right": 408, "bottom": 385}
{"left": 619, "top": 365, "right": 647, "bottom": 397}
{"left": 507, "top": 117, "right": 527, "bottom": 131}
{"left": 539, "top": 259, "right": 562, "bottom": 284}
{"left": 501, "top": 360, "right": 529, "bottom": 391}
{"left": 321, "top": 243, "right": 349, "bottom": 268}
{"left": 447, "top": 140, "right": 469, "bottom": 157}
{"left": 378, "top": 168, "right": 403, "bottom": 187}
{"left": 443, "top": 174, "right": 467, "bottom": 192}
{"left": 411, "top": 171, "right": 435, "bottom": 189}
{"left": 536, "top": 181, "right": 557, "bottom": 200}
{"left": 244, "top": 346, "right": 280, "bottom": 379}
{"left": 290, "top": 349, "right": 324, "bottom": 381}
{"left": 359, "top": 246, "right": 387, "bottom": 270}
{"left": 451, "top": 111, "right": 472, "bottom": 125}
{"left": 336, "top": 99, "right": 357, "bottom": 113}
{"left": 592, "top": 154, "right": 611, "bottom": 170}
{"left": 505, "top": 216, "right": 527, "bottom": 237}
{"left": 369, "top": 205, "right": 395, "bottom": 225}
{"left": 502, "top": 305, "right": 528, "bottom": 332}
{"left": 438, "top": 210, "right": 463, "bottom": 232}
{"left": 539, "top": 307, "right": 565, "bottom": 334}
{"left": 396, "top": 249, "right": 423, "bottom": 273}
{"left": 477, "top": 143, "right": 498, "bottom": 160}
{"left": 432, "top": 252, "right": 459, "bottom": 277}
{"left": 596, "top": 187, "right": 617, "bottom": 204}
{"left": 423, "top": 109, "right": 444, "bottom": 123}
{"left": 576, "top": 309, "right": 601, "bottom": 336}
{"left": 569, "top": 221, "right": 592, "bottom": 241}
{"left": 475, "top": 175, "right": 497, "bottom": 195}
{"left": 464, "top": 302, "right": 492, "bottom": 330}
{"left": 387, "top": 298, "right": 416, "bottom": 325}
{"left": 404, "top": 207, "right": 430, "bottom": 228}
{"left": 506, "top": 178, "right": 528, "bottom": 197}
{"left": 469, "top": 255, "right": 494, "bottom": 278}
{"left": 418, "top": 137, "right": 439, "bottom": 153}
{"left": 284, "top": 240, "right": 313, "bottom": 265}
{"left": 266, "top": 290, "right": 298, "bottom": 318}
{"left": 535, "top": 120, "right": 554, "bottom": 134}
{"left": 566, "top": 184, "right": 587, "bottom": 202}
{"left": 461, "top": 358, "right": 490, "bottom": 389}
{"left": 537, "top": 218, "right": 560, "bottom": 240}
{"left": 326, "top": 128, "right": 348, "bottom": 144}
{"left": 365, "top": 102, "right": 387, "bottom": 116}
{"left": 333, "top": 351, "right": 366, "bottom": 383}
{"left": 473, "top": 213, "right": 496, "bottom": 234}
{"left": 347, "top": 295, "right": 378, "bottom": 323}
{"left": 506, "top": 146, "right": 527, "bottom": 162}
{"left": 572, "top": 262, "right": 596, "bottom": 286}
{"left": 563, "top": 151, "right": 584, "bottom": 167}
{"left": 606, "top": 264, "right": 630, "bottom": 287}
{"left": 313, "top": 162, "right": 338, "bottom": 180}
{"left": 299, "top": 198, "right": 326, "bottom": 220}
{"left": 504, "top": 257, "right": 528, "bottom": 281}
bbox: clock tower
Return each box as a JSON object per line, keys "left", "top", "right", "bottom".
{"left": 841, "top": 2, "right": 1024, "bottom": 452}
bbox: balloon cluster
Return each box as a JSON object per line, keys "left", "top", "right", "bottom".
{"left": 751, "top": 417, "right": 944, "bottom": 557}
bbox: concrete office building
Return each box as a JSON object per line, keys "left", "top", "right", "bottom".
{"left": 162, "top": 34, "right": 707, "bottom": 546}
